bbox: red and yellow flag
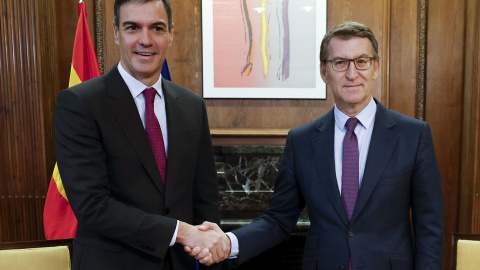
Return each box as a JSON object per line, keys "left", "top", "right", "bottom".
{"left": 43, "top": 1, "right": 101, "bottom": 240}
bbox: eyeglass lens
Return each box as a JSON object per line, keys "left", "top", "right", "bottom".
{"left": 331, "top": 57, "right": 372, "bottom": 71}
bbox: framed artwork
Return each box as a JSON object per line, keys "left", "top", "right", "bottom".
{"left": 202, "top": 0, "right": 327, "bottom": 99}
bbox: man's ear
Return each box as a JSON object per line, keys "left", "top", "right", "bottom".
{"left": 320, "top": 62, "right": 328, "bottom": 84}
{"left": 168, "top": 24, "right": 175, "bottom": 46}
{"left": 113, "top": 21, "right": 119, "bottom": 45}
{"left": 372, "top": 58, "right": 380, "bottom": 80}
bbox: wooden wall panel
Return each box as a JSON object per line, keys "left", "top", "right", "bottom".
{"left": 389, "top": 0, "right": 418, "bottom": 117}
{"left": 103, "top": 0, "right": 121, "bottom": 73}
{"left": 0, "top": 0, "right": 59, "bottom": 242}
{"left": 459, "top": 0, "right": 480, "bottom": 234}
{"left": 426, "top": 0, "right": 465, "bottom": 268}
{"left": 0, "top": 197, "right": 46, "bottom": 242}
{"left": 168, "top": 0, "right": 203, "bottom": 97}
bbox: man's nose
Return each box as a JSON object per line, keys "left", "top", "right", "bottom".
{"left": 345, "top": 60, "right": 359, "bottom": 79}
{"left": 139, "top": 29, "right": 152, "bottom": 46}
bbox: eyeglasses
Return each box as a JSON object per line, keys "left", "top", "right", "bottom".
{"left": 324, "top": 57, "right": 376, "bottom": 72}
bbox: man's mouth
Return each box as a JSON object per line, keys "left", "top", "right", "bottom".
{"left": 136, "top": 52, "right": 155, "bottom": 56}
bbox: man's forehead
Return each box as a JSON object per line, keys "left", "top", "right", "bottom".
{"left": 120, "top": 0, "right": 164, "bottom": 9}
{"left": 328, "top": 37, "right": 373, "bottom": 57}
{"left": 119, "top": 1, "right": 168, "bottom": 23}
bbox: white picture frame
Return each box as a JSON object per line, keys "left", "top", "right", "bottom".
{"left": 202, "top": 0, "right": 327, "bottom": 99}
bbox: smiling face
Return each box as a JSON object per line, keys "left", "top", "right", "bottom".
{"left": 320, "top": 37, "right": 380, "bottom": 116}
{"left": 114, "top": 0, "right": 173, "bottom": 86}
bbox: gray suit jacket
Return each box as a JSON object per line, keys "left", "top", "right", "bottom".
{"left": 232, "top": 99, "right": 444, "bottom": 270}
{"left": 55, "top": 65, "right": 221, "bottom": 270}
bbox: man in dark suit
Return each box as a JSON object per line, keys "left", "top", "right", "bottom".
{"left": 191, "top": 22, "right": 445, "bottom": 269}
{"left": 54, "top": 0, "right": 228, "bottom": 269}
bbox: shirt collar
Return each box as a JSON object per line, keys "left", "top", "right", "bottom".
{"left": 334, "top": 97, "right": 377, "bottom": 131}
{"left": 117, "top": 62, "right": 164, "bottom": 98}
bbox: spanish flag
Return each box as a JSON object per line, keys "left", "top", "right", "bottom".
{"left": 43, "top": 1, "right": 101, "bottom": 239}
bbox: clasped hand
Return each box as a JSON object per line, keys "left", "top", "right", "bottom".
{"left": 183, "top": 221, "right": 230, "bottom": 266}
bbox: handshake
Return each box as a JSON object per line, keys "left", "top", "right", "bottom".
{"left": 177, "top": 221, "right": 231, "bottom": 266}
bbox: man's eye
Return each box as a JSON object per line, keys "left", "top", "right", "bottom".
{"left": 127, "top": 26, "right": 137, "bottom": 30}
{"left": 334, "top": 60, "right": 345, "bottom": 66}
{"left": 155, "top": 27, "right": 166, "bottom": 32}
{"left": 357, "top": 59, "right": 367, "bottom": 64}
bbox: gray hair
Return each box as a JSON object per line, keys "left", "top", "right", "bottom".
{"left": 320, "top": 22, "right": 379, "bottom": 62}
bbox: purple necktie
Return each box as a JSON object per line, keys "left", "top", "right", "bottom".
{"left": 143, "top": 88, "right": 167, "bottom": 183}
{"left": 341, "top": 117, "right": 359, "bottom": 220}
{"left": 342, "top": 117, "right": 359, "bottom": 270}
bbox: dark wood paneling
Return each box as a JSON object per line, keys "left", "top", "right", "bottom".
{"left": 103, "top": 0, "right": 120, "bottom": 72}
{"left": 168, "top": 0, "right": 203, "bottom": 96}
{"left": 459, "top": 0, "right": 480, "bottom": 234}
{"left": 0, "top": 0, "right": 48, "bottom": 193}
{"left": 39, "top": 0, "right": 60, "bottom": 186}
{"left": 426, "top": 0, "right": 466, "bottom": 268}
{"left": 0, "top": 0, "right": 59, "bottom": 242}
{"left": 0, "top": 196, "right": 46, "bottom": 242}
{"left": 211, "top": 128, "right": 288, "bottom": 146}
{"left": 389, "top": 0, "right": 418, "bottom": 117}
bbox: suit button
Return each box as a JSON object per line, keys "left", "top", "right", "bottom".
{"left": 164, "top": 208, "right": 170, "bottom": 215}
{"left": 348, "top": 230, "right": 354, "bottom": 237}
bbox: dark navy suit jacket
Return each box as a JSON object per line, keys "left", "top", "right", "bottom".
{"left": 232, "top": 99, "right": 444, "bottom": 270}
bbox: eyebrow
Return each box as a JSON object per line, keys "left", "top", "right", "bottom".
{"left": 332, "top": 54, "right": 373, "bottom": 60}
{"left": 332, "top": 54, "right": 371, "bottom": 59}
{"left": 122, "top": 21, "right": 137, "bottom": 26}
{"left": 122, "top": 21, "right": 168, "bottom": 28}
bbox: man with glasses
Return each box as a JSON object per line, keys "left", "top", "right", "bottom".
{"left": 189, "top": 22, "right": 445, "bottom": 270}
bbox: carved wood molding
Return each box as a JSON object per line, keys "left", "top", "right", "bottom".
{"left": 382, "top": 0, "right": 391, "bottom": 108}
{"left": 95, "top": 0, "right": 105, "bottom": 75}
{"left": 211, "top": 129, "right": 289, "bottom": 137}
{"left": 415, "top": 0, "right": 428, "bottom": 120}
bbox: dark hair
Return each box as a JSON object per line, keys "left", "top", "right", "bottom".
{"left": 114, "top": 0, "right": 173, "bottom": 31}
{"left": 320, "top": 22, "right": 379, "bottom": 62}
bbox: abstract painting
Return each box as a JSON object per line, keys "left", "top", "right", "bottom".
{"left": 202, "top": 0, "right": 326, "bottom": 99}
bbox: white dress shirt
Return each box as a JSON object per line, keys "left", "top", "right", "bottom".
{"left": 334, "top": 98, "right": 376, "bottom": 192}
{"left": 117, "top": 62, "right": 178, "bottom": 246}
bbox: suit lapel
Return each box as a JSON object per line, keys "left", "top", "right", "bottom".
{"left": 104, "top": 66, "right": 165, "bottom": 195}
{"left": 161, "top": 79, "right": 183, "bottom": 201}
{"left": 311, "top": 110, "right": 349, "bottom": 226}
{"left": 351, "top": 100, "right": 398, "bottom": 221}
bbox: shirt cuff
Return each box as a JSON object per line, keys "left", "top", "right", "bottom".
{"left": 226, "top": 232, "right": 239, "bottom": 258}
{"left": 170, "top": 220, "right": 179, "bottom": 246}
